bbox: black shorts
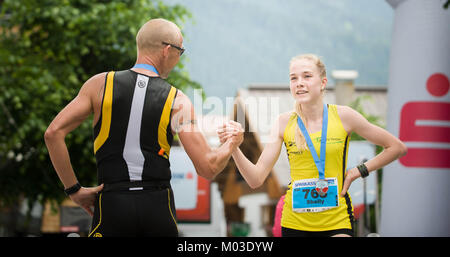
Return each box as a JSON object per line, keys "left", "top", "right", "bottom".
{"left": 282, "top": 226, "right": 354, "bottom": 237}
{"left": 88, "top": 184, "right": 178, "bottom": 237}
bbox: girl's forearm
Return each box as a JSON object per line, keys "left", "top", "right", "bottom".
{"left": 231, "top": 148, "right": 263, "bottom": 189}
{"left": 364, "top": 141, "right": 407, "bottom": 173}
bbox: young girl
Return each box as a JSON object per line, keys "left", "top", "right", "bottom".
{"left": 218, "top": 54, "right": 407, "bottom": 237}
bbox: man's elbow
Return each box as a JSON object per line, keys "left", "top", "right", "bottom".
{"left": 196, "top": 168, "right": 216, "bottom": 181}
{"left": 44, "top": 126, "right": 62, "bottom": 143}
{"left": 195, "top": 163, "right": 219, "bottom": 181}
{"left": 44, "top": 127, "right": 56, "bottom": 142}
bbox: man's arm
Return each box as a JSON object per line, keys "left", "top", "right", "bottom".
{"left": 171, "top": 91, "right": 243, "bottom": 180}
{"left": 44, "top": 73, "right": 105, "bottom": 216}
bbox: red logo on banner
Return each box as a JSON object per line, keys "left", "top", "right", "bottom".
{"left": 176, "top": 176, "right": 211, "bottom": 222}
{"left": 399, "top": 73, "right": 450, "bottom": 168}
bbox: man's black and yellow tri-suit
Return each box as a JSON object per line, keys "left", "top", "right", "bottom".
{"left": 88, "top": 70, "right": 178, "bottom": 237}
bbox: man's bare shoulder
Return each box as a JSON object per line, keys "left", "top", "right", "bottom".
{"left": 85, "top": 72, "right": 107, "bottom": 88}
{"left": 173, "top": 88, "right": 188, "bottom": 99}
{"left": 172, "top": 88, "right": 193, "bottom": 108}
{"left": 78, "top": 72, "right": 107, "bottom": 95}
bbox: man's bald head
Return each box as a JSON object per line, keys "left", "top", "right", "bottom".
{"left": 136, "top": 18, "right": 182, "bottom": 54}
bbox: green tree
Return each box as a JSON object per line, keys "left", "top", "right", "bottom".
{"left": 0, "top": 0, "right": 202, "bottom": 210}
{"left": 348, "top": 95, "right": 384, "bottom": 141}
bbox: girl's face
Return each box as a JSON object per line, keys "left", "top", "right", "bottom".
{"left": 289, "top": 58, "right": 327, "bottom": 104}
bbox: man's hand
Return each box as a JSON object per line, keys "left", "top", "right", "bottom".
{"left": 217, "top": 120, "right": 244, "bottom": 149}
{"left": 69, "top": 184, "right": 104, "bottom": 216}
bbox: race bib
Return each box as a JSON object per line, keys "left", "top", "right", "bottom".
{"left": 292, "top": 177, "right": 339, "bottom": 213}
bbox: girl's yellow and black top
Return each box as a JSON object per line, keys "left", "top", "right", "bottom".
{"left": 281, "top": 104, "right": 354, "bottom": 231}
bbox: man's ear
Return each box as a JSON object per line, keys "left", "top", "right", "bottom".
{"left": 162, "top": 45, "right": 170, "bottom": 58}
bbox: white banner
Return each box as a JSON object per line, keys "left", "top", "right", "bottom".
{"left": 380, "top": 0, "right": 450, "bottom": 236}
{"left": 170, "top": 146, "right": 198, "bottom": 210}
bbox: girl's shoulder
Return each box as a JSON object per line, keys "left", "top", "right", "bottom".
{"left": 278, "top": 111, "right": 296, "bottom": 124}
{"left": 335, "top": 104, "right": 360, "bottom": 120}
{"left": 276, "top": 111, "right": 296, "bottom": 138}
{"left": 334, "top": 104, "right": 368, "bottom": 134}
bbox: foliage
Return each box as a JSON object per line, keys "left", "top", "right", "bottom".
{"left": 0, "top": 0, "right": 201, "bottom": 208}
{"left": 348, "top": 95, "right": 384, "bottom": 141}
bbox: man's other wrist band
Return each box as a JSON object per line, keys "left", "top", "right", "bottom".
{"left": 64, "top": 182, "right": 81, "bottom": 195}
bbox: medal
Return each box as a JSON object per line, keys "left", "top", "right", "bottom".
{"left": 297, "top": 104, "right": 329, "bottom": 195}
{"left": 315, "top": 179, "right": 329, "bottom": 196}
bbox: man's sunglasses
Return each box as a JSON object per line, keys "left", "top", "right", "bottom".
{"left": 162, "top": 42, "right": 185, "bottom": 56}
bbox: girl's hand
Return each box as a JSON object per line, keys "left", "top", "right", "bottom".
{"left": 340, "top": 168, "right": 360, "bottom": 197}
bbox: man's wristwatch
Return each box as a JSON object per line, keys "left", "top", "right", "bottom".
{"left": 64, "top": 182, "right": 81, "bottom": 196}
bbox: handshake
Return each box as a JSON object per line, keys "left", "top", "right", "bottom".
{"left": 216, "top": 120, "right": 244, "bottom": 150}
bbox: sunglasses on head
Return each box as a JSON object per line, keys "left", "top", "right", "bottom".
{"left": 162, "top": 42, "right": 185, "bottom": 56}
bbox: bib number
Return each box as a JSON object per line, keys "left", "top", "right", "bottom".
{"left": 292, "top": 177, "right": 339, "bottom": 213}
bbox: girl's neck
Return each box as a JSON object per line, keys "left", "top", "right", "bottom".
{"left": 301, "top": 100, "right": 324, "bottom": 122}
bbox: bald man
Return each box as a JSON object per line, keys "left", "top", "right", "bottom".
{"left": 44, "top": 18, "right": 243, "bottom": 237}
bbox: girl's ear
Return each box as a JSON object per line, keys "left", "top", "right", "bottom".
{"left": 321, "top": 77, "right": 328, "bottom": 91}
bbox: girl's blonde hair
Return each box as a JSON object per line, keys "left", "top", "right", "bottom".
{"left": 290, "top": 54, "right": 327, "bottom": 152}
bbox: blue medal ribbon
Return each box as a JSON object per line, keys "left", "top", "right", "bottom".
{"left": 132, "top": 64, "right": 159, "bottom": 76}
{"left": 296, "top": 104, "right": 328, "bottom": 180}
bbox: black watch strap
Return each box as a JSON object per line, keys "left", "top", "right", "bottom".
{"left": 357, "top": 164, "right": 369, "bottom": 178}
{"left": 64, "top": 182, "right": 81, "bottom": 195}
